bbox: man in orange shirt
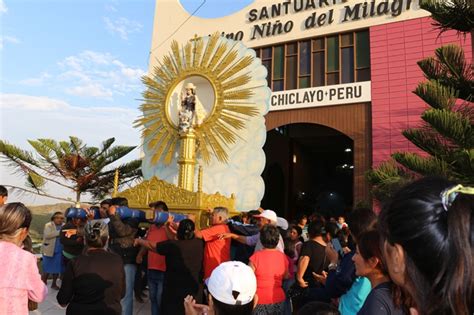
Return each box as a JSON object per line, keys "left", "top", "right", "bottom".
{"left": 0, "top": 185, "right": 8, "bottom": 206}
{"left": 195, "top": 207, "right": 231, "bottom": 280}
{"left": 136, "top": 201, "right": 169, "bottom": 315}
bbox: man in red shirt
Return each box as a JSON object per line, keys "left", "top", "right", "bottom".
{"left": 195, "top": 207, "right": 231, "bottom": 280}
{"left": 136, "top": 201, "right": 169, "bottom": 315}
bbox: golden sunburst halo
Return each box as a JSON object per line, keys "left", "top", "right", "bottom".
{"left": 135, "top": 32, "right": 260, "bottom": 165}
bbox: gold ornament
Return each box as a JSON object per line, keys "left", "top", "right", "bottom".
{"left": 115, "top": 176, "right": 237, "bottom": 228}
{"left": 116, "top": 33, "right": 263, "bottom": 220}
{"left": 135, "top": 32, "right": 259, "bottom": 165}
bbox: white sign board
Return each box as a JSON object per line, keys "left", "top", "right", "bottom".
{"left": 269, "top": 81, "right": 371, "bottom": 111}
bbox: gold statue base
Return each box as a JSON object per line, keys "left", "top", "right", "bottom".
{"left": 115, "top": 176, "right": 236, "bottom": 228}
{"left": 177, "top": 130, "right": 197, "bottom": 191}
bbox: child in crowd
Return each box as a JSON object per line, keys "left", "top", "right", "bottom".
{"left": 296, "top": 214, "right": 308, "bottom": 242}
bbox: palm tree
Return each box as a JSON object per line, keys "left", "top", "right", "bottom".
{"left": 420, "top": 0, "right": 474, "bottom": 60}
{"left": 0, "top": 137, "right": 142, "bottom": 202}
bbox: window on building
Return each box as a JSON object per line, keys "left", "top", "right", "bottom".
{"left": 286, "top": 43, "right": 297, "bottom": 90}
{"left": 341, "top": 33, "right": 354, "bottom": 84}
{"left": 273, "top": 45, "right": 284, "bottom": 91}
{"left": 327, "top": 35, "right": 340, "bottom": 85}
{"left": 299, "top": 41, "right": 311, "bottom": 88}
{"left": 261, "top": 47, "right": 272, "bottom": 89}
{"left": 356, "top": 30, "right": 370, "bottom": 82}
{"left": 254, "top": 29, "right": 371, "bottom": 91}
{"left": 312, "top": 38, "right": 325, "bottom": 87}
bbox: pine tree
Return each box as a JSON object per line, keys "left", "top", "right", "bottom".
{"left": 419, "top": 0, "right": 474, "bottom": 61}
{"left": 368, "top": 0, "right": 474, "bottom": 202}
{"left": 368, "top": 44, "right": 473, "bottom": 202}
{"left": 0, "top": 137, "right": 142, "bottom": 202}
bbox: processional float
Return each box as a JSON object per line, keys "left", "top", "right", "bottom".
{"left": 114, "top": 33, "right": 271, "bottom": 227}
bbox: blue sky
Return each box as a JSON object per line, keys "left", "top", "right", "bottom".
{"left": 0, "top": 0, "right": 253, "bottom": 204}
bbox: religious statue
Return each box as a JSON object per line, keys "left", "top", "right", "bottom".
{"left": 135, "top": 33, "right": 268, "bottom": 213}
{"left": 178, "top": 82, "right": 207, "bottom": 133}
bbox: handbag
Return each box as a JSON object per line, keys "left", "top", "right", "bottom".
{"left": 28, "top": 300, "right": 38, "bottom": 311}
{"left": 287, "top": 282, "right": 307, "bottom": 299}
{"left": 287, "top": 281, "right": 308, "bottom": 312}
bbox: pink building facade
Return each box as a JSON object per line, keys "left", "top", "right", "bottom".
{"left": 370, "top": 17, "right": 472, "bottom": 166}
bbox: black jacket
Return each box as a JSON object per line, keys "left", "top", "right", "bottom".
{"left": 57, "top": 249, "right": 125, "bottom": 315}
{"left": 108, "top": 215, "right": 139, "bottom": 264}
{"left": 227, "top": 220, "right": 259, "bottom": 264}
{"left": 60, "top": 222, "right": 84, "bottom": 257}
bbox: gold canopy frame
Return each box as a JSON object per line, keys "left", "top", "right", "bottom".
{"left": 114, "top": 169, "right": 236, "bottom": 228}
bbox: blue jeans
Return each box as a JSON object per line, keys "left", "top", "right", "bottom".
{"left": 283, "top": 278, "right": 295, "bottom": 315}
{"left": 148, "top": 269, "right": 165, "bottom": 315}
{"left": 122, "top": 264, "right": 137, "bottom": 315}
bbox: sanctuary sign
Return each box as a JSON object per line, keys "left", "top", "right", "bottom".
{"left": 216, "top": 0, "right": 417, "bottom": 42}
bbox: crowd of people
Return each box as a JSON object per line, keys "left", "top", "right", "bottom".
{"left": 0, "top": 176, "right": 472, "bottom": 315}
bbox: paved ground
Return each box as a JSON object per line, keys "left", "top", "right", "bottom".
{"left": 31, "top": 280, "right": 152, "bottom": 315}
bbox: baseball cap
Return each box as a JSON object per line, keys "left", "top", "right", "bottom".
{"left": 277, "top": 217, "right": 289, "bottom": 230}
{"left": 254, "top": 209, "right": 277, "bottom": 223}
{"left": 207, "top": 261, "right": 257, "bottom": 306}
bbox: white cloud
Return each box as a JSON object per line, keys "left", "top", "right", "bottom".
{"left": 58, "top": 70, "right": 91, "bottom": 82}
{"left": 18, "top": 51, "right": 144, "bottom": 100}
{"left": 0, "top": 94, "right": 140, "bottom": 150}
{"left": 0, "top": 94, "right": 68, "bottom": 110}
{"left": 54, "top": 50, "right": 145, "bottom": 100}
{"left": 0, "top": 93, "right": 140, "bottom": 132}
{"left": 121, "top": 67, "right": 145, "bottom": 80}
{"left": 104, "top": 17, "right": 142, "bottom": 40}
{"left": 19, "top": 72, "right": 51, "bottom": 86}
{"left": 0, "top": 0, "right": 7, "bottom": 14}
{"left": 59, "top": 51, "right": 114, "bottom": 70}
{"left": 66, "top": 83, "right": 113, "bottom": 99}
{"left": 81, "top": 50, "right": 114, "bottom": 65}
{"left": 0, "top": 35, "right": 19, "bottom": 50}
{"left": 60, "top": 56, "right": 83, "bottom": 71}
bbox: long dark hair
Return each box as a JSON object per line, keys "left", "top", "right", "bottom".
{"left": 177, "top": 219, "right": 195, "bottom": 240}
{"left": 379, "top": 176, "right": 473, "bottom": 315}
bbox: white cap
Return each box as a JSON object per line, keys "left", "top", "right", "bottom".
{"left": 277, "top": 217, "right": 289, "bottom": 230}
{"left": 254, "top": 209, "right": 277, "bottom": 223}
{"left": 207, "top": 261, "right": 257, "bottom": 306}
